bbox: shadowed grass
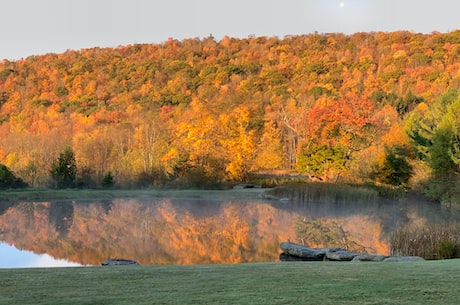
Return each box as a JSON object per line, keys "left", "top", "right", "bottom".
{"left": 1, "top": 261, "right": 459, "bottom": 305}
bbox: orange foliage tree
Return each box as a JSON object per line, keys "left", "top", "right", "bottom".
{"left": 297, "top": 95, "right": 379, "bottom": 181}
{"left": 0, "top": 31, "right": 460, "bottom": 186}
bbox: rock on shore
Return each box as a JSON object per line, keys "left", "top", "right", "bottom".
{"left": 101, "top": 259, "right": 139, "bottom": 266}
{"left": 280, "top": 242, "right": 424, "bottom": 262}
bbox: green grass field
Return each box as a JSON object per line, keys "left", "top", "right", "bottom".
{"left": 1, "top": 260, "right": 459, "bottom": 305}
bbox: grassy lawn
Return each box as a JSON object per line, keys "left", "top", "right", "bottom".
{"left": 1, "top": 260, "right": 459, "bottom": 305}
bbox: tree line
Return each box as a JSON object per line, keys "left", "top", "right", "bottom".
{"left": 1, "top": 31, "right": 460, "bottom": 202}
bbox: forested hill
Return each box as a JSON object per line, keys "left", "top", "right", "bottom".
{"left": 1, "top": 31, "right": 460, "bottom": 201}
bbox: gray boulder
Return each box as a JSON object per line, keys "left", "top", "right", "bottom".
{"left": 101, "top": 259, "right": 139, "bottom": 266}
{"left": 279, "top": 242, "right": 427, "bottom": 263}
{"left": 280, "top": 253, "right": 314, "bottom": 261}
{"left": 233, "top": 183, "right": 260, "bottom": 189}
{"left": 280, "top": 242, "right": 328, "bottom": 261}
{"left": 383, "top": 256, "right": 425, "bottom": 262}
{"left": 326, "top": 249, "right": 360, "bottom": 261}
{"left": 351, "top": 254, "right": 388, "bottom": 262}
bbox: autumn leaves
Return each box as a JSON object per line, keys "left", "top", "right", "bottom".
{"left": 0, "top": 32, "right": 459, "bottom": 192}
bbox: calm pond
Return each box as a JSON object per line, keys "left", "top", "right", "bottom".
{"left": 0, "top": 194, "right": 458, "bottom": 268}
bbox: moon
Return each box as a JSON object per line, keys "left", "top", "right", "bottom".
{"left": 339, "top": 2, "right": 345, "bottom": 8}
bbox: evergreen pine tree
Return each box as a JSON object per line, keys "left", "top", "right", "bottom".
{"left": 0, "top": 164, "right": 28, "bottom": 189}
{"left": 51, "top": 146, "right": 77, "bottom": 188}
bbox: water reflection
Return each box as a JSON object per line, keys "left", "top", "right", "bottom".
{"left": 0, "top": 197, "right": 458, "bottom": 267}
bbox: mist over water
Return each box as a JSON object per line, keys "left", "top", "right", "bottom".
{"left": 0, "top": 196, "right": 458, "bottom": 267}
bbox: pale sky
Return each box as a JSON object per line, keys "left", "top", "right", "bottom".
{"left": 1, "top": 0, "right": 459, "bottom": 60}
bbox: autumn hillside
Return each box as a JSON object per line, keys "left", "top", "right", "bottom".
{"left": 1, "top": 31, "right": 460, "bottom": 201}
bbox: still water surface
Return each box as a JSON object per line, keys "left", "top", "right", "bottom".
{"left": 0, "top": 195, "right": 458, "bottom": 268}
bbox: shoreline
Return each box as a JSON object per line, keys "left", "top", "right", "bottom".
{"left": 0, "top": 187, "right": 269, "bottom": 203}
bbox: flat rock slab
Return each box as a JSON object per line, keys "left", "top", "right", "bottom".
{"left": 352, "top": 254, "right": 389, "bottom": 262}
{"left": 101, "top": 259, "right": 139, "bottom": 266}
{"left": 280, "top": 242, "right": 343, "bottom": 261}
{"left": 326, "top": 249, "right": 361, "bottom": 261}
{"left": 279, "top": 242, "right": 427, "bottom": 263}
{"left": 383, "top": 256, "right": 425, "bottom": 262}
{"left": 233, "top": 183, "right": 261, "bottom": 189}
{"left": 280, "top": 242, "right": 333, "bottom": 261}
{"left": 280, "top": 253, "right": 317, "bottom": 261}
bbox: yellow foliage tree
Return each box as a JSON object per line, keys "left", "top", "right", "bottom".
{"left": 253, "top": 121, "right": 284, "bottom": 171}
{"left": 219, "top": 105, "right": 257, "bottom": 181}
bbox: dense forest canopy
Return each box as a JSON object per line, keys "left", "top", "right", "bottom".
{"left": 1, "top": 31, "right": 460, "bottom": 201}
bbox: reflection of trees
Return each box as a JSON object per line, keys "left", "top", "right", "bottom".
{"left": 84, "top": 200, "right": 296, "bottom": 265}
{"left": 0, "top": 202, "right": 16, "bottom": 215}
{"left": 48, "top": 201, "right": 74, "bottom": 235}
{"left": 0, "top": 198, "right": 407, "bottom": 265}
{"left": 0, "top": 202, "right": 60, "bottom": 256}
{"left": 0, "top": 199, "right": 295, "bottom": 265}
{"left": 295, "top": 215, "right": 388, "bottom": 254}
